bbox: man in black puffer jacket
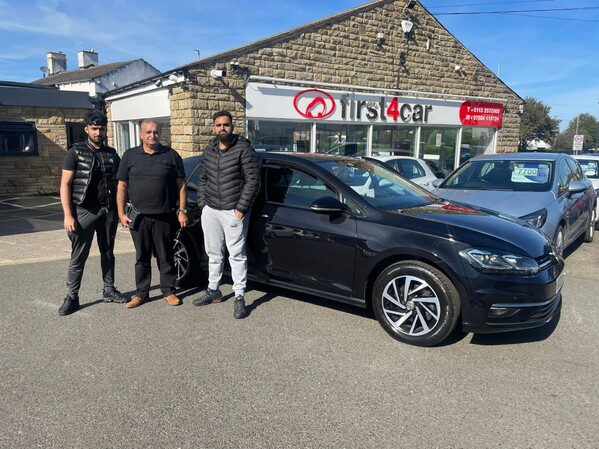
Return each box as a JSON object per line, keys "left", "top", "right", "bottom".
{"left": 59, "top": 110, "right": 129, "bottom": 316}
{"left": 193, "top": 110, "right": 260, "bottom": 319}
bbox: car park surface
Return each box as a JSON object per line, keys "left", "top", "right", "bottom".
{"left": 433, "top": 152, "right": 597, "bottom": 255}
{"left": 175, "top": 153, "right": 563, "bottom": 347}
{"left": 1, "top": 198, "right": 598, "bottom": 449}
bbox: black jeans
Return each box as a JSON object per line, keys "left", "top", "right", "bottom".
{"left": 66, "top": 206, "right": 118, "bottom": 297}
{"left": 130, "top": 213, "right": 177, "bottom": 299}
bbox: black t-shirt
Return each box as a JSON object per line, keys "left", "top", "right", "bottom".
{"left": 63, "top": 144, "right": 107, "bottom": 208}
{"left": 116, "top": 145, "right": 186, "bottom": 214}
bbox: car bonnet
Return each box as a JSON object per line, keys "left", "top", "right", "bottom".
{"left": 431, "top": 189, "right": 555, "bottom": 219}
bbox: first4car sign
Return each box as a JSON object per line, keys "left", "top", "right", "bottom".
{"left": 247, "top": 82, "right": 504, "bottom": 127}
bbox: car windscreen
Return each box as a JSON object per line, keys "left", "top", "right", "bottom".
{"left": 316, "top": 158, "right": 435, "bottom": 211}
{"left": 440, "top": 159, "right": 554, "bottom": 192}
{"left": 576, "top": 159, "right": 599, "bottom": 179}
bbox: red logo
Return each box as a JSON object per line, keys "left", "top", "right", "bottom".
{"left": 293, "top": 89, "right": 336, "bottom": 119}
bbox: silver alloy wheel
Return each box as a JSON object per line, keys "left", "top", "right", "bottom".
{"left": 381, "top": 274, "right": 441, "bottom": 336}
{"left": 554, "top": 227, "right": 565, "bottom": 257}
{"left": 173, "top": 236, "right": 190, "bottom": 281}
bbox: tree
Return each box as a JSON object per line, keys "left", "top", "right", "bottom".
{"left": 518, "top": 97, "right": 560, "bottom": 151}
{"left": 557, "top": 113, "right": 599, "bottom": 152}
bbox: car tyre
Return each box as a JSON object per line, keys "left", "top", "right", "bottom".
{"left": 372, "top": 261, "right": 461, "bottom": 347}
{"left": 584, "top": 208, "right": 595, "bottom": 243}
{"left": 174, "top": 232, "right": 199, "bottom": 287}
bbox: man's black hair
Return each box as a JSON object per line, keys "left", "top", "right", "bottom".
{"left": 212, "top": 110, "right": 233, "bottom": 123}
{"left": 84, "top": 110, "right": 108, "bottom": 126}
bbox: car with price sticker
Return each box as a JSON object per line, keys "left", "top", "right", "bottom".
{"left": 175, "top": 153, "right": 564, "bottom": 347}
{"left": 433, "top": 152, "right": 597, "bottom": 255}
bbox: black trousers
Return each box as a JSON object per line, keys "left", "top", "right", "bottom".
{"left": 130, "top": 213, "right": 177, "bottom": 299}
{"left": 66, "top": 206, "right": 118, "bottom": 297}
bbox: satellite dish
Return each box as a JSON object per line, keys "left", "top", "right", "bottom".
{"left": 40, "top": 66, "right": 49, "bottom": 77}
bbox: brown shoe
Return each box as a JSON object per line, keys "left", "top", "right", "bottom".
{"left": 126, "top": 296, "right": 145, "bottom": 308}
{"left": 164, "top": 294, "right": 181, "bottom": 306}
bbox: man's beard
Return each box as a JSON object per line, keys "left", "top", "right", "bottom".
{"left": 216, "top": 133, "right": 232, "bottom": 143}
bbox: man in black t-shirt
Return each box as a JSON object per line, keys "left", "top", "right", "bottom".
{"left": 116, "top": 119, "right": 188, "bottom": 308}
{"left": 58, "top": 110, "right": 129, "bottom": 316}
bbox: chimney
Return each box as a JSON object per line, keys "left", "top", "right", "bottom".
{"left": 46, "top": 52, "right": 67, "bottom": 75}
{"left": 77, "top": 49, "right": 99, "bottom": 69}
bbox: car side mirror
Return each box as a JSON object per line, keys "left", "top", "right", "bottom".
{"left": 432, "top": 179, "right": 443, "bottom": 188}
{"left": 568, "top": 181, "right": 587, "bottom": 196}
{"left": 310, "top": 196, "right": 348, "bottom": 214}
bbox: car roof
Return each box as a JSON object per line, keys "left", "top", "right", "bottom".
{"left": 573, "top": 154, "right": 599, "bottom": 160}
{"left": 468, "top": 152, "right": 565, "bottom": 162}
{"left": 368, "top": 155, "right": 420, "bottom": 162}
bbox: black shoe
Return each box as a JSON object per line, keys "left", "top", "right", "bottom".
{"left": 192, "top": 288, "right": 223, "bottom": 306}
{"left": 234, "top": 296, "right": 247, "bottom": 319}
{"left": 59, "top": 296, "right": 79, "bottom": 316}
{"left": 103, "top": 289, "right": 129, "bottom": 303}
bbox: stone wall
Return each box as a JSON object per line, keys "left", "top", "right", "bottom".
{"left": 168, "top": 0, "right": 522, "bottom": 154}
{"left": 0, "top": 105, "right": 90, "bottom": 195}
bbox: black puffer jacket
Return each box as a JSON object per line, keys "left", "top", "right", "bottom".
{"left": 198, "top": 135, "right": 260, "bottom": 214}
{"left": 70, "top": 141, "right": 119, "bottom": 209}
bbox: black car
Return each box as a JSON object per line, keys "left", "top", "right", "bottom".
{"left": 175, "top": 153, "right": 563, "bottom": 347}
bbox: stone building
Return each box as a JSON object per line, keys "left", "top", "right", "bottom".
{"left": 0, "top": 82, "right": 93, "bottom": 195}
{"left": 106, "top": 0, "right": 524, "bottom": 176}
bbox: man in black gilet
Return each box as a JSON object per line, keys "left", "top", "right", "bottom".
{"left": 59, "top": 110, "right": 128, "bottom": 316}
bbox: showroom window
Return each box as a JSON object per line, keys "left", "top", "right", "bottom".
{"left": 372, "top": 125, "right": 418, "bottom": 156}
{"left": 315, "top": 123, "right": 368, "bottom": 156}
{"left": 248, "top": 120, "right": 311, "bottom": 152}
{"left": 0, "top": 122, "right": 38, "bottom": 157}
{"left": 461, "top": 127, "right": 495, "bottom": 163}
{"left": 419, "top": 127, "right": 459, "bottom": 177}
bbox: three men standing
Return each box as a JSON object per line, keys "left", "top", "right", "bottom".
{"left": 59, "top": 111, "right": 128, "bottom": 316}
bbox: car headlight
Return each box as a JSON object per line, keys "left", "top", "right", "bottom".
{"left": 520, "top": 208, "right": 547, "bottom": 228}
{"left": 459, "top": 248, "right": 540, "bottom": 275}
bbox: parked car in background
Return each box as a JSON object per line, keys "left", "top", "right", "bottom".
{"left": 573, "top": 154, "right": 599, "bottom": 229}
{"left": 175, "top": 153, "right": 563, "bottom": 347}
{"left": 365, "top": 155, "right": 441, "bottom": 191}
{"left": 433, "top": 152, "right": 597, "bottom": 255}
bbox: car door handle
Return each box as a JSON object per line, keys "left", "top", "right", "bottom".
{"left": 260, "top": 214, "right": 271, "bottom": 219}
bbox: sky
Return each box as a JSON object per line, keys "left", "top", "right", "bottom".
{"left": 1, "top": 0, "right": 599, "bottom": 130}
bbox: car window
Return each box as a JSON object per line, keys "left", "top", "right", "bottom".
{"left": 318, "top": 158, "right": 434, "bottom": 211}
{"left": 398, "top": 160, "right": 426, "bottom": 179}
{"left": 264, "top": 165, "right": 336, "bottom": 208}
{"left": 577, "top": 159, "right": 599, "bottom": 179}
{"left": 558, "top": 159, "right": 572, "bottom": 191}
{"left": 184, "top": 158, "right": 202, "bottom": 204}
{"left": 442, "top": 159, "right": 553, "bottom": 192}
{"left": 566, "top": 157, "right": 584, "bottom": 181}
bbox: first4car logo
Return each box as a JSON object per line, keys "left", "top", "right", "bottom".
{"left": 293, "top": 89, "right": 336, "bottom": 119}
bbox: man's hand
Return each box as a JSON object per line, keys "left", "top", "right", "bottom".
{"left": 178, "top": 211, "right": 188, "bottom": 228}
{"left": 234, "top": 209, "right": 244, "bottom": 220}
{"left": 64, "top": 216, "right": 76, "bottom": 232}
{"left": 119, "top": 214, "right": 131, "bottom": 228}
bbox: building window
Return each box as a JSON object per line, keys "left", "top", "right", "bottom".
{"left": 248, "top": 120, "right": 311, "bottom": 152}
{"left": 315, "top": 123, "right": 368, "bottom": 156}
{"left": 372, "top": 125, "right": 417, "bottom": 156}
{"left": 0, "top": 122, "right": 38, "bottom": 157}
{"left": 66, "top": 122, "right": 86, "bottom": 148}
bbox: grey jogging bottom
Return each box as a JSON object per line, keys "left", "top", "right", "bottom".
{"left": 201, "top": 205, "right": 250, "bottom": 297}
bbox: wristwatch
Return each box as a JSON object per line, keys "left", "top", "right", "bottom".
{"left": 177, "top": 209, "right": 188, "bottom": 214}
